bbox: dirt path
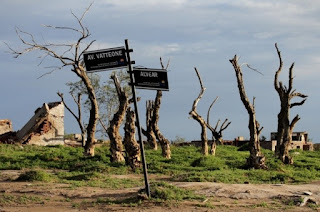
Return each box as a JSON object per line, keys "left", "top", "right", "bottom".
{"left": 0, "top": 171, "right": 319, "bottom": 211}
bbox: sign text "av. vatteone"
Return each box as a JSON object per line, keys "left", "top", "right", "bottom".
{"left": 83, "top": 47, "right": 128, "bottom": 72}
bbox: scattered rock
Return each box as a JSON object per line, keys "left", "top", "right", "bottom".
{"left": 300, "top": 196, "right": 318, "bottom": 207}
{"left": 137, "top": 193, "right": 149, "bottom": 200}
{"left": 202, "top": 198, "right": 209, "bottom": 203}
{"left": 303, "top": 191, "right": 313, "bottom": 196}
{"left": 231, "top": 192, "right": 251, "bottom": 200}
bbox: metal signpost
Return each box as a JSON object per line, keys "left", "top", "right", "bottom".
{"left": 83, "top": 40, "right": 151, "bottom": 198}
{"left": 124, "top": 39, "right": 151, "bottom": 197}
{"left": 133, "top": 68, "right": 169, "bottom": 91}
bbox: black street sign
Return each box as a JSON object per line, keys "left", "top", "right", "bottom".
{"left": 83, "top": 47, "right": 128, "bottom": 72}
{"left": 133, "top": 68, "right": 169, "bottom": 91}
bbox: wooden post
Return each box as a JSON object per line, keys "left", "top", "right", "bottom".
{"left": 125, "top": 39, "right": 151, "bottom": 197}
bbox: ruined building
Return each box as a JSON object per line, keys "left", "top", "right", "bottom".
{"left": 0, "top": 101, "right": 65, "bottom": 146}
{"left": 269, "top": 131, "right": 313, "bottom": 151}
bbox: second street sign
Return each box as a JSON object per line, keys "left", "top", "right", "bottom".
{"left": 83, "top": 47, "right": 128, "bottom": 72}
{"left": 133, "top": 68, "right": 169, "bottom": 91}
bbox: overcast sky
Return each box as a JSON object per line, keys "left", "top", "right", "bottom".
{"left": 1, "top": 0, "right": 319, "bottom": 143}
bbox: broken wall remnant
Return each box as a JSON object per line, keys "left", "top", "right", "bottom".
{"left": 0, "top": 119, "right": 13, "bottom": 135}
{"left": 16, "top": 101, "right": 64, "bottom": 146}
{"left": 0, "top": 119, "right": 15, "bottom": 144}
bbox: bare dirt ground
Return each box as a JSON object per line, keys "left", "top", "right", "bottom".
{"left": 0, "top": 170, "right": 319, "bottom": 212}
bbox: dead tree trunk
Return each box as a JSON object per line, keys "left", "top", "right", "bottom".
{"left": 207, "top": 97, "right": 231, "bottom": 156}
{"left": 123, "top": 107, "right": 141, "bottom": 170}
{"left": 230, "top": 55, "right": 267, "bottom": 169}
{"left": 152, "top": 91, "right": 171, "bottom": 159}
{"left": 57, "top": 92, "right": 86, "bottom": 146}
{"left": 274, "top": 43, "right": 307, "bottom": 164}
{"left": 145, "top": 100, "right": 158, "bottom": 150}
{"left": 107, "top": 74, "right": 128, "bottom": 163}
{"left": 75, "top": 66, "right": 99, "bottom": 156}
{"left": 142, "top": 57, "right": 170, "bottom": 157}
{"left": 189, "top": 67, "right": 209, "bottom": 156}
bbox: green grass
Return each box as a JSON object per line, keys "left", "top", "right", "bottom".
{"left": 16, "top": 169, "right": 53, "bottom": 182}
{"left": 148, "top": 181, "right": 205, "bottom": 201}
{"left": 0, "top": 194, "right": 43, "bottom": 205}
{"left": 0, "top": 144, "right": 319, "bottom": 187}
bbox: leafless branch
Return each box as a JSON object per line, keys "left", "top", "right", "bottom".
{"left": 274, "top": 43, "right": 283, "bottom": 91}
{"left": 290, "top": 114, "right": 300, "bottom": 131}
{"left": 57, "top": 92, "right": 79, "bottom": 123}
{"left": 191, "top": 67, "right": 206, "bottom": 113}
{"left": 241, "top": 63, "right": 264, "bottom": 76}
{"left": 288, "top": 62, "right": 295, "bottom": 92}
{"left": 160, "top": 57, "right": 170, "bottom": 70}
{"left": 290, "top": 92, "right": 308, "bottom": 99}
{"left": 42, "top": 24, "right": 83, "bottom": 34}
{"left": 220, "top": 119, "right": 231, "bottom": 131}
{"left": 290, "top": 99, "right": 307, "bottom": 108}
{"left": 99, "top": 118, "right": 108, "bottom": 133}
{"left": 207, "top": 96, "right": 219, "bottom": 127}
{"left": 37, "top": 66, "right": 66, "bottom": 79}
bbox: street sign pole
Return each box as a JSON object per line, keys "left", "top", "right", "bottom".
{"left": 125, "top": 39, "right": 151, "bottom": 198}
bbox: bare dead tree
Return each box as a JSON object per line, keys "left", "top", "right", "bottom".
{"left": 143, "top": 57, "right": 171, "bottom": 158}
{"left": 229, "top": 55, "right": 267, "bottom": 169}
{"left": 107, "top": 74, "right": 128, "bottom": 163}
{"left": 123, "top": 107, "right": 141, "bottom": 170}
{"left": 152, "top": 89, "right": 171, "bottom": 159}
{"left": 145, "top": 100, "right": 157, "bottom": 150}
{"left": 206, "top": 97, "right": 231, "bottom": 156}
{"left": 274, "top": 43, "right": 308, "bottom": 164}
{"left": 7, "top": 4, "right": 98, "bottom": 156}
{"left": 189, "top": 67, "right": 209, "bottom": 155}
{"left": 153, "top": 57, "right": 171, "bottom": 158}
{"left": 57, "top": 92, "right": 86, "bottom": 146}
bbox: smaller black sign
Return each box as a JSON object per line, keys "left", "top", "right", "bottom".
{"left": 133, "top": 68, "right": 169, "bottom": 91}
{"left": 83, "top": 47, "right": 128, "bottom": 72}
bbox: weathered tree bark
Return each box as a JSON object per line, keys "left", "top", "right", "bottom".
{"left": 57, "top": 92, "right": 86, "bottom": 147}
{"left": 207, "top": 97, "right": 231, "bottom": 156}
{"left": 74, "top": 65, "right": 99, "bottom": 156}
{"left": 152, "top": 91, "right": 171, "bottom": 159}
{"left": 274, "top": 43, "right": 307, "bottom": 164}
{"left": 230, "top": 55, "right": 267, "bottom": 169}
{"left": 107, "top": 74, "right": 128, "bottom": 163}
{"left": 123, "top": 107, "right": 141, "bottom": 170}
{"left": 189, "top": 67, "right": 209, "bottom": 156}
{"left": 145, "top": 100, "right": 158, "bottom": 150}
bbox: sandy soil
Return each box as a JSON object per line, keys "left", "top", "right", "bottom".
{"left": 0, "top": 170, "right": 319, "bottom": 212}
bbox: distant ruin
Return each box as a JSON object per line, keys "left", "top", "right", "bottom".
{"left": 269, "top": 131, "right": 313, "bottom": 151}
{"left": 189, "top": 132, "right": 314, "bottom": 152}
{"left": 0, "top": 101, "right": 64, "bottom": 146}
